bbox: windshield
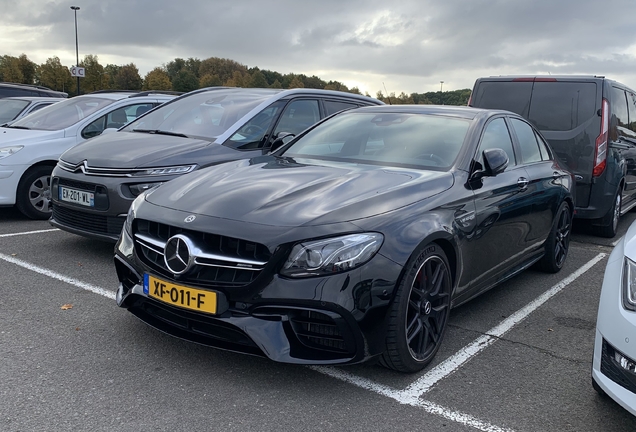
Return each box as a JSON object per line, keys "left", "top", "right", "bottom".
{"left": 282, "top": 112, "right": 470, "bottom": 170}
{"left": 0, "top": 99, "right": 29, "bottom": 124}
{"left": 122, "top": 89, "right": 280, "bottom": 140}
{"left": 10, "top": 96, "right": 115, "bottom": 130}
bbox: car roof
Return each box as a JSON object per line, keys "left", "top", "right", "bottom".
{"left": 79, "top": 91, "right": 180, "bottom": 101}
{"left": 476, "top": 75, "right": 606, "bottom": 81}
{"left": 187, "top": 86, "right": 383, "bottom": 105}
{"left": 348, "top": 104, "right": 512, "bottom": 120}
{"left": 1, "top": 96, "right": 66, "bottom": 102}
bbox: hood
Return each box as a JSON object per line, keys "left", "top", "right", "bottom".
{"left": 0, "top": 127, "right": 64, "bottom": 145}
{"left": 59, "top": 131, "right": 217, "bottom": 168}
{"left": 146, "top": 156, "right": 454, "bottom": 227}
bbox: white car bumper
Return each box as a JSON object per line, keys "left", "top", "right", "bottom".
{"left": 0, "top": 164, "right": 28, "bottom": 205}
{"left": 592, "top": 240, "right": 636, "bottom": 417}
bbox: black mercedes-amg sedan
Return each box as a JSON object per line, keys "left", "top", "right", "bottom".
{"left": 114, "top": 105, "right": 574, "bottom": 372}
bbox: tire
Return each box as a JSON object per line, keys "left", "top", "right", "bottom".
{"left": 380, "top": 242, "right": 452, "bottom": 373}
{"left": 15, "top": 165, "right": 54, "bottom": 220}
{"left": 596, "top": 191, "right": 621, "bottom": 238}
{"left": 537, "top": 202, "right": 572, "bottom": 273}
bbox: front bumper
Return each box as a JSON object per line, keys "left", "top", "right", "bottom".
{"left": 0, "top": 163, "right": 28, "bottom": 205}
{"left": 50, "top": 166, "right": 180, "bottom": 241}
{"left": 592, "top": 241, "right": 636, "bottom": 416}
{"left": 114, "top": 228, "right": 403, "bottom": 365}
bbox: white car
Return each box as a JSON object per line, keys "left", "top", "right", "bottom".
{"left": 592, "top": 220, "right": 636, "bottom": 416}
{"left": 0, "top": 91, "right": 178, "bottom": 219}
{"left": 0, "top": 97, "right": 65, "bottom": 126}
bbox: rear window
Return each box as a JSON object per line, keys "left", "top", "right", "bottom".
{"left": 471, "top": 81, "right": 533, "bottom": 117}
{"left": 528, "top": 82, "right": 597, "bottom": 132}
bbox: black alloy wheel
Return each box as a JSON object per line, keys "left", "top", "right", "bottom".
{"left": 537, "top": 202, "right": 572, "bottom": 273}
{"left": 381, "top": 243, "right": 452, "bottom": 373}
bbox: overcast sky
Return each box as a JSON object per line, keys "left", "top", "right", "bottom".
{"left": 2, "top": 0, "right": 636, "bottom": 95}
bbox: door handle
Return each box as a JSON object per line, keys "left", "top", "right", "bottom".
{"left": 517, "top": 177, "right": 529, "bottom": 189}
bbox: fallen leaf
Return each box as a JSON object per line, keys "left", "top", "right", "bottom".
{"left": 61, "top": 304, "right": 73, "bottom": 310}
{"left": 75, "top": 327, "right": 80, "bottom": 331}
{"left": 547, "top": 328, "right": 553, "bottom": 332}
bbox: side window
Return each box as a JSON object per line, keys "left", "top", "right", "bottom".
{"left": 273, "top": 99, "right": 320, "bottom": 137}
{"left": 324, "top": 100, "right": 359, "bottom": 116}
{"left": 510, "top": 118, "right": 542, "bottom": 164}
{"left": 29, "top": 103, "right": 54, "bottom": 114}
{"left": 628, "top": 92, "right": 636, "bottom": 135}
{"left": 226, "top": 101, "right": 285, "bottom": 150}
{"left": 611, "top": 87, "right": 629, "bottom": 141}
{"left": 534, "top": 132, "right": 552, "bottom": 161}
{"left": 81, "top": 103, "right": 154, "bottom": 139}
{"left": 477, "top": 117, "right": 516, "bottom": 169}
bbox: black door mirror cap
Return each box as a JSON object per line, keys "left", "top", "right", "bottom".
{"left": 270, "top": 132, "right": 295, "bottom": 153}
{"left": 482, "top": 148, "right": 509, "bottom": 176}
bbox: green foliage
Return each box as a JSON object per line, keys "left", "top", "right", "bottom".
{"left": 172, "top": 69, "right": 199, "bottom": 92}
{"left": 1, "top": 51, "right": 472, "bottom": 105}
{"left": 143, "top": 67, "right": 172, "bottom": 90}
{"left": 115, "top": 63, "right": 143, "bottom": 90}
{"left": 79, "top": 54, "right": 105, "bottom": 92}
{"left": 35, "top": 56, "right": 72, "bottom": 92}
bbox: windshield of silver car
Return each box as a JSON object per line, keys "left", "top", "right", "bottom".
{"left": 10, "top": 97, "right": 115, "bottom": 131}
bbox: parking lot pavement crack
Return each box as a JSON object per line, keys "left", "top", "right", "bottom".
{"left": 448, "top": 324, "right": 589, "bottom": 365}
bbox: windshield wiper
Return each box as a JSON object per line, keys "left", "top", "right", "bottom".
{"left": 132, "top": 128, "right": 188, "bottom": 138}
{"left": 5, "top": 125, "right": 30, "bottom": 130}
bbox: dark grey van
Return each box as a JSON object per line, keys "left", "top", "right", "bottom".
{"left": 469, "top": 75, "right": 636, "bottom": 237}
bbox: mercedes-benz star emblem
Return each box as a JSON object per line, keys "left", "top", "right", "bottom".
{"left": 164, "top": 234, "right": 193, "bottom": 275}
{"left": 184, "top": 215, "right": 196, "bottom": 223}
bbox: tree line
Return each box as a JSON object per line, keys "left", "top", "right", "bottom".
{"left": 0, "top": 53, "right": 471, "bottom": 105}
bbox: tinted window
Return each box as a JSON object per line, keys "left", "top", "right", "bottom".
{"left": 123, "top": 89, "right": 279, "bottom": 140}
{"left": 472, "top": 81, "right": 533, "bottom": 117}
{"left": 477, "top": 118, "right": 516, "bottom": 169}
{"left": 284, "top": 112, "right": 469, "bottom": 170}
{"left": 535, "top": 132, "right": 552, "bottom": 160}
{"left": 510, "top": 118, "right": 542, "bottom": 163}
{"left": 629, "top": 92, "right": 636, "bottom": 134}
{"left": 226, "top": 101, "right": 285, "bottom": 150}
{"left": 82, "top": 103, "right": 155, "bottom": 139}
{"left": 28, "top": 102, "right": 54, "bottom": 114}
{"left": 527, "top": 82, "right": 597, "bottom": 132}
{"left": 273, "top": 99, "right": 320, "bottom": 136}
{"left": 324, "top": 100, "right": 359, "bottom": 116}
{"left": 611, "top": 87, "right": 629, "bottom": 140}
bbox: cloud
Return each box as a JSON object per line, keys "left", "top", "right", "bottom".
{"left": 1, "top": 0, "right": 636, "bottom": 94}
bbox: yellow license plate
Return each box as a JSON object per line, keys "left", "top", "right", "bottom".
{"left": 144, "top": 274, "right": 217, "bottom": 314}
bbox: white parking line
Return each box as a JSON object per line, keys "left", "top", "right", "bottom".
{"left": 311, "top": 366, "right": 514, "bottom": 432}
{"left": 0, "top": 228, "right": 59, "bottom": 238}
{"left": 402, "top": 252, "right": 606, "bottom": 397}
{"left": 611, "top": 236, "right": 623, "bottom": 247}
{"left": 0, "top": 249, "right": 608, "bottom": 432}
{"left": 0, "top": 252, "right": 115, "bottom": 300}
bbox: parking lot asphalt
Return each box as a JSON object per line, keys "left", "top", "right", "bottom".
{"left": 1, "top": 206, "right": 636, "bottom": 432}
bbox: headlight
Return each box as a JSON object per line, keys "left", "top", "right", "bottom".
{"left": 623, "top": 257, "right": 636, "bottom": 311}
{"left": 131, "top": 164, "right": 196, "bottom": 177}
{"left": 281, "top": 233, "right": 384, "bottom": 278}
{"left": 129, "top": 182, "right": 163, "bottom": 197}
{"left": 0, "top": 146, "right": 24, "bottom": 160}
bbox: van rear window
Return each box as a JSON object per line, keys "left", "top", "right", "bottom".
{"left": 528, "top": 82, "right": 597, "bottom": 132}
{"left": 471, "top": 81, "right": 533, "bottom": 117}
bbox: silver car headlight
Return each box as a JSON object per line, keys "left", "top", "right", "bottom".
{"left": 131, "top": 164, "right": 197, "bottom": 177}
{"left": 0, "top": 145, "right": 24, "bottom": 160}
{"left": 281, "top": 233, "right": 384, "bottom": 278}
{"left": 623, "top": 257, "right": 636, "bottom": 311}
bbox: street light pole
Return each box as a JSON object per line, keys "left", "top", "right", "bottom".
{"left": 440, "top": 81, "right": 444, "bottom": 92}
{"left": 71, "top": 6, "right": 80, "bottom": 95}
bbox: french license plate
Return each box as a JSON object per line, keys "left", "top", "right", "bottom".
{"left": 144, "top": 274, "right": 217, "bottom": 314}
{"left": 59, "top": 186, "right": 94, "bottom": 207}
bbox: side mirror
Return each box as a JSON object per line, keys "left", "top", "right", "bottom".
{"left": 471, "top": 148, "right": 509, "bottom": 182}
{"left": 269, "top": 132, "right": 295, "bottom": 153}
{"left": 101, "top": 128, "right": 118, "bottom": 136}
